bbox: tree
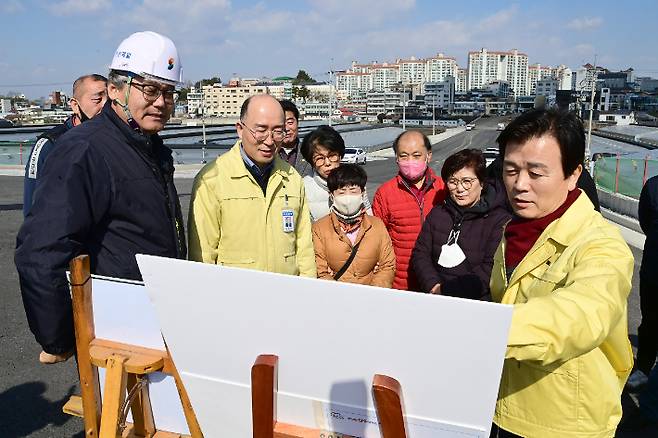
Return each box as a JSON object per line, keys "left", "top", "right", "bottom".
{"left": 293, "top": 70, "right": 315, "bottom": 85}
{"left": 194, "top": 77, "right": 222, "bottom": 88}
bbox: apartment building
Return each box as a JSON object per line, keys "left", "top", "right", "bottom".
{"left": 455, "top": 68, "right": 468, "bottom": 93}
{"left": 397, "top": 57, "right": 426, "bottom": 84}
{"left": 468, "top": 48, "right": 529, "bottom": 96}
{"left": 202, "top": 83, "right": 268, "bottom": 117}
{"left": 425, "top": 53, "right": 458, "bottom": 83}
{"left": 528, "top": 64, "right": 552, "bottom": 95}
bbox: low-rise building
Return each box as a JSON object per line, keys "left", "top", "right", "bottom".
{"left": 202, "top": 83, "right": 268, "bottom": 118}
{"left": 423, "top": 78, "right": 455, "bottom": 111}
{"left": 598, "top": 110, "right": 636, "bottom": 125}
{"left": 366, "top": 91, "right": 403, "bottom": 115}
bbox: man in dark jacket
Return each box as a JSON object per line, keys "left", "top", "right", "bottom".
{"left": 278, "top": 99, "right": 313, "bottom": 177}
{"left": 23, "top": 74, "right": 107, "bottom": 216}
{"left": 627, "top": 174, "right": 658, "bottom": 389}
{"left": 15, "top": 31, "right": 186, "bottom": 364}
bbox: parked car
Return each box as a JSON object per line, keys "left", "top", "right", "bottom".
{"left": 496, "top": 123, "right": 505, "bottom": 131}
{"left": 342, "top": 147, "right": 367, "bottom": 165}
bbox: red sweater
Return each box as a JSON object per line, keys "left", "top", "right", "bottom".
{"left": 373, "top": 168, "right": 446, "bottom": 291}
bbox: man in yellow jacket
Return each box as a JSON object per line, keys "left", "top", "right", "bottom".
{"left": 188, "top": 94, "right": 316, "bottom": 277}
{"left": 490, "top": 109, "right": 634, "bottom": 437}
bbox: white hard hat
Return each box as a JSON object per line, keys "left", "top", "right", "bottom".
{"left": 110, "top": 31, "right": 183, "bottom": 86}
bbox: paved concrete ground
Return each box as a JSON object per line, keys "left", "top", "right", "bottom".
{"left": 0, "top": 119, "right": 655, "bottom": 436}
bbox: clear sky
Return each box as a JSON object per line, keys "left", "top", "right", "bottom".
{"left": 1, "top": 0, "right": 656, "bottom": 99}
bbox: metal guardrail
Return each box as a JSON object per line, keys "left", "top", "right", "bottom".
{"left": 593, "top": 129, "right": 658, "bottom": 149}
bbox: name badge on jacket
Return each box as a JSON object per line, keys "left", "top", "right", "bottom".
{"left": 282, "top": 209, "right": 295, "bottom": 233}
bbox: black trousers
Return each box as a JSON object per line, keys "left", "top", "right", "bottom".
{"left": 637, "top": 272, "right": 658, "bottom": 375}
{"left": 489, "top": 424, "right": 523, "bottom": 438}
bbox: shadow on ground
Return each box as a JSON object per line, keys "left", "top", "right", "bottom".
{"left": 0, "top": 382, "right": 83, "bottom": 437}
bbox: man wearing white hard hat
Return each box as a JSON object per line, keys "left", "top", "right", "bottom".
{"left": 15, "top": 31, "right": 187, "bottom": 364}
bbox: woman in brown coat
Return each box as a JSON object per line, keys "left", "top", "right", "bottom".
{"left": 312, "top": 164, "right": 396, "bottom": 287}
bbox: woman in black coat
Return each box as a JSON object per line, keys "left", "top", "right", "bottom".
{"left": 411, "top": 148, "right": 511, "bottom": 300}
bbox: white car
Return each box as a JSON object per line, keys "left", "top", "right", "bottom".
{"left": 342, "top": 147, "right": 367, "bottom": 165}
{"left": 496, "top": 122, "right": 506, "bottom": 131}
{"left": 465, "top": 123, "right": 475, "bottom": 131}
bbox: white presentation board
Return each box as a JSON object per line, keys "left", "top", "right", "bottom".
{"left": 137, "top": 255, "right": 513, "bottom": 438}
{"left": 90, "top": 276, "right": 190, "bottom": 435}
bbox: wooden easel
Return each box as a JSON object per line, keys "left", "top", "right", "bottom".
{"left": 64, "top": 255, "right": 203, "bottom": 438}
{"left": 251, "top": 354, "right": 408, "bottom": 438}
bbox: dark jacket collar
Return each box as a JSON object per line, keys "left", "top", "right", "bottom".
{"left": 102, "top": 100, "right": 169, "bottom": 161}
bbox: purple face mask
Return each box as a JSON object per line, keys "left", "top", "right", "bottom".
{"left": 398, "top": 159, "right": 427, "bottom": 182}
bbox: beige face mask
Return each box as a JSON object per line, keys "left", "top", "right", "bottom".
{"left": 437, "top": 229, "right": 466, "bottom": 268}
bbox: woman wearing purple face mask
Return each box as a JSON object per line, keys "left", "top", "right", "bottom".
{"left": 372, "top": 131, "right": 446, "bottom": 291}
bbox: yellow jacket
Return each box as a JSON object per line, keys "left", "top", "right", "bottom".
{"left": 188, "top": 141, "right": 316, "bottom": 277}
{"left": 491, "top": 193, "right": 634, "bottom": 437}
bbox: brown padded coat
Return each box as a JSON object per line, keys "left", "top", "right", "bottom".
{"left": 312, "top": 212, "right": 396, "bottom": 287}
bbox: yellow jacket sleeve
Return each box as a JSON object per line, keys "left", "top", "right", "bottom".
{"left": 506, "top": 236, "right": 633, "bottom": 366}
{"left": 187, "top": 173, "right": 221, "bottom": 264}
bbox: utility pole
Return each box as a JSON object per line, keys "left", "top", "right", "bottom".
{"left": 329, "top": 58, "right": 334, "bottom": 127}
{"left": 432, "top": 91, "right": 436, "bottom": 136}
{"left": 585, "top": 55, "right": 597, "bottom": 166}
{"left": 402, "top": 82, "right": 406, "bottom": 131}
{"left": 201, "top": 88, "right": 207, "bottom": 164}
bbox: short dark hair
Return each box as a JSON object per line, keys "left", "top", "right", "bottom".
{"left": 301, "top": 125, "right": 346, "bottom": 163}
{"left": 496, "top": 109, "right": 585, "bottom": 177}
{"left": 239, "top": 96, "right": 253, "bottom": 120}
{"left": 73, "top": 74, "right": 107, "bottom": 98}
{"left": 327, "top": 163, "right": 367, "bottom": 192}
{"left": 279, "top": 99, "right": 299, "bottom": 121}
{"left": 441, "top": 149, "right": 486, "bottom": 183}
{"left": 392, "top": 130, "right": 431, "bottom": 153}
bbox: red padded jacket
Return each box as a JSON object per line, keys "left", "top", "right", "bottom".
{"left": 372, "top": 168, "right": 446, "bottom": 291}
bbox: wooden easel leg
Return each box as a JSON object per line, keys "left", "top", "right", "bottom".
{"left": 372, "top": 374, "right": 407, "bottom": 438}
{"left": 70, "top": 255, "right": 102, "bottom": 438}
{"left": 127, "top": 373, "right": 156, "bottom": 437}
{"left": 99, "top": 354, "right": 128, "bottom": 438}
{"left": 252, "top": 354, "right": 279, "bottom": 438}
{"left": 169, "top": 358, "right": 204, "bottom": 438}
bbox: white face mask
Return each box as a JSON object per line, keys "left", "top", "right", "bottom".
{"left": 437, "top": 229, "right": 466, "bottom": 268}
{"left": 332, "top": 193, "right": 364, "bottom": 217}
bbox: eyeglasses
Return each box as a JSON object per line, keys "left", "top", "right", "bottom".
{"left": 240, "top": 122, "right": 286, "bottom": 143}
{"left": 131, "top": 82, "right": 177, "bottom": 103}
{"left": 312, "top": 153, "right": 341, "bottom": 166}
{"left": 447, "top": 177, "right": 478, "bottom": 190}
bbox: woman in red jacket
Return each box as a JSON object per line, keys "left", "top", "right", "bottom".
{"left": 372, "top": 130, "right": 446, "bottom": 291}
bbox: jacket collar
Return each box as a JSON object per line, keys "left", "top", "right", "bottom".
{"left": 102, "top": 100, "right": 166, "bottom": 160}
{"left": 396, "top": 167, "right": 438, "bottom": 193}
{"left": 507, "top": 191, "right": 593, "bottom": 286}
{"left": 330, "top": 211, "right": 373, "bottom": 246}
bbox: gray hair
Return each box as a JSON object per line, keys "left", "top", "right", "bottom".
{"left": 108, "top": 70, "right": 130, "bottom": 90}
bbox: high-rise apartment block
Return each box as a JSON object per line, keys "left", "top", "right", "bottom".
{"left": 467, "top": 48, "right": 529, "bottom": 96}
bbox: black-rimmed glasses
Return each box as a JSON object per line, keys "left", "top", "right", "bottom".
{"left": 131, "top": 82, "right": 177, "bottom": 103}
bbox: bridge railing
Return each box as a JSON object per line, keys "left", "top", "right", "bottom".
{"left": 594, "top": 154, "right": 658, "bottom": 199}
